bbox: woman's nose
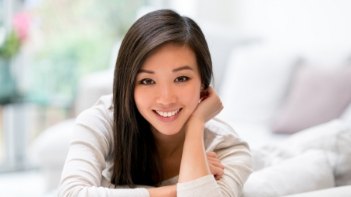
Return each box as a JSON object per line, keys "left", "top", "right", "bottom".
{"left": 156, "top": 84, "right": 176, "bottom": 106}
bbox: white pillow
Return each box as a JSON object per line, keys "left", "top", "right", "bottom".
{"left": 219, "top": 43, "right": 298, "bottom": 125}
{"left": 243, "top": 150, "right": 335, "bottom": 197}
{"left": 251, "top": 120, "right": 351, "bottom": 187}
{"left": 281, "top": 119, "right": 351, "bottom": 186}
{"left": 341, "top": 103, "right": 351, "bottom": 125}
{"left": 270, "top": 65, "right": 351, "bottom": 134}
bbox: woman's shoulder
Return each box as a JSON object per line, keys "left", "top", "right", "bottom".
{"left": 75, "top": 94, "right": 114, "bottom": 134}
{"left": 205, "top": 118, "right": 238, "bottom": 137}
{"left": 204, "top": 118, "right": 246, "bottom": 150}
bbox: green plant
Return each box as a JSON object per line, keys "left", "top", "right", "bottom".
{"left": 27, "top": 0, "right": 143, "bottom": 107}
{"left": 0, "top": 30, "right": 21, "bottom": 59}
{"left": 0, "top": 11, "right": 30, "bottom": 60}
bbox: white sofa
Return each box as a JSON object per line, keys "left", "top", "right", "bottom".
{"left": 30, "top": 42, "right": 351, "bottom": 196}
{"left": 29, "top": 69, "right": 114, "bottom": 193}
{"left": 218, "top": 42, "right": 351, "bottom": 196}
{"left": 218, "top": 42, "right": 351, "bottom": 147}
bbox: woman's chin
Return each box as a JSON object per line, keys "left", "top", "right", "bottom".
{"left": 151, "top": 125, "right": 184, "bottom": 137}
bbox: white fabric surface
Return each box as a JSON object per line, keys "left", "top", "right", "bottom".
{"left": 341, "top": 103, "right": 351, "bottom": 124}
{"left": 280, "top": 119, "right": 351, "bottom": 186}
{"left": 283, "top": 185, "right": 351, "bottom": 197}
{"left": 242, "top": 119, "right": 351, "bottom": 197}
{"left": 223, "top": 122, "right": 288, "bottom": 150}
{"left": 243, "top": 150, "right": 334, "bottom": 197}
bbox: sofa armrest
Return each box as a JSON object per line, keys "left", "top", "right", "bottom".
{"left": 29, "top": 119, "right": 75, "bottom": 192}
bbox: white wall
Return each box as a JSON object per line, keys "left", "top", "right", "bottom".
{"left": 234, "top": 0, "right": 351, "bottom": 44}
{"left": 162, "top": 0, "right": 351, "bottom": 88}
{"left": 196, "top": 0, "right": 351, "bottom": 66}
{"left": 234, "top": 0, "right": 351, "bottom": 63}
{"left": 168, "top": 0, "right": 249, "bottom": 88}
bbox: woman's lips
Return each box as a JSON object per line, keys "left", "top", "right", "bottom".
{"left": 153, "top": 108, "right": 182, "bottom": 121}
{"left": 155, "top": 109, "right": 180, "bottom": 117}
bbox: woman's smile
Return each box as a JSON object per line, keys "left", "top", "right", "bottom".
{"left": 154, "top": 108, "right": 182, "bottom": 119}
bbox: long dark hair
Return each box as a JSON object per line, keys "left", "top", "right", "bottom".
{"left": 111, "top": 9, "right": 213, "bottom": 187}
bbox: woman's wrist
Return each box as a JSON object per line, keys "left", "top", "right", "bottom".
{"left": 185, "top": 116, "right": 205, "bottom": 135}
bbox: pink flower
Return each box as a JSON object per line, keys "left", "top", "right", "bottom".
{"left": 12, "top": 11, "right": 31, "bottom": 42}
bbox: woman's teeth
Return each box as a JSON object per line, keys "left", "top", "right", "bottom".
{"left": 156, "top": 109, "right": 180, "bottom": 117}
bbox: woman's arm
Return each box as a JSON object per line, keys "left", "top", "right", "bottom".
{"left": 58, "top": 102, "right": 150, "bottom": 197}
{"left": 178, "top": 87, "right": 223, "bottom": 182}
{"left": 147, "top": 185, "right": 176, "bottom": 197}
{"left": 177, "top": 88, "right": 252, "bottom": 197}
{"left": 176, "top": 87, "right": 223, "bottom": 197}
{"left": 147, "top": 152, "right": 224, "bottom": 197}
{"left": 178, "top": 117, "right": 210, "bottom": 181}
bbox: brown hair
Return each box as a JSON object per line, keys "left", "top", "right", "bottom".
{"left": 111, "top": 9, "right": 213, "bottom": 187}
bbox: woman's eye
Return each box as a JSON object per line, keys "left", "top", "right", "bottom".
{"left": 139, "top": 78, "right": 155, "bottom": 85}
{"left": 175, "top": 76, "right": 190, "bottom": 83}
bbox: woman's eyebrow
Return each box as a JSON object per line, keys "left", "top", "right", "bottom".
{"left": 138, "top": 69, "right": 154, "bottom": 74}
{"left": 138, "top": 65, "right": 193, "bottom": 74}
{"left": 173, "top": 65, "right": 193, "bottom": 72}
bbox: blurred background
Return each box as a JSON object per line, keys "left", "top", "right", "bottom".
{"left": 0, "top": 0, "right": 350, "bottom": 196}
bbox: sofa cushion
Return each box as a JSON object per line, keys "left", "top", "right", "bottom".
{"left": 219, "top": 44, "right": 298, "bottom": 125}
{"left": 280, "top": 119, "right": 351, "bottom": 186}
{"left": 247, "top": 119, "right": 351, "bottom": 197}
{"left": 243, "top": 150, "right": 334, "bottom": 197}
{"left": 271, "top": 65, "right": 351, "bottom": 134}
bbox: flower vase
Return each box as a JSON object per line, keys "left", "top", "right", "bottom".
{"left": 0, "top": 58, "right": 18, "bottom": 105}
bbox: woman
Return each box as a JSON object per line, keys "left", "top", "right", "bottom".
{"left": 59, "top": 9, "right": 252, "bottom": 197}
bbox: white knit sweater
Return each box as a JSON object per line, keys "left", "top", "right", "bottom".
{"left": 58, "top": 94, "right": 252, "bottom": 197}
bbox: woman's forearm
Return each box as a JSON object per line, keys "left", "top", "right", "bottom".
{"left": 148, "top": 185, "right": 176, "bottom": 197}
{"left": 178, "top": 118, "right": 210, "bottom": 182}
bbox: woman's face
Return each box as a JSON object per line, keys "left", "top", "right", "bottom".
{"left": 134, "top": 43, "right": 202, "bottom": 136}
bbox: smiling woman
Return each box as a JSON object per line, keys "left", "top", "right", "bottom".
{"left": 58, "top": 9, "right": 252, "bottom": 197}
{"left": 134, "top": 44, "right": 202, "bottom": 137}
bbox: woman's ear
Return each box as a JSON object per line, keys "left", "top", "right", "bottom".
{"left": 200, "top": 85, "right": 209, "bottom": 100}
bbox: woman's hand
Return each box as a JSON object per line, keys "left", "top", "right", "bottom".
{"left": 178, "top": 87, "right": 223, "bottom": 183}
{"left": 190, "top": 87, "right": 223, "bottom": 123}
{"left": 207, "top": 151, "right": 224, "bottom": 180}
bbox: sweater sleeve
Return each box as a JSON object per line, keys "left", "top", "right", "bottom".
{"left": 177, "top": 175, "right": 221, "bottom": 196}
{"left": 58, "top": 98, "right": 150, "bottom": 197}
{"left": 176, "top": 120, "right": 253, "bottom": 197}
{"left": 215, "top": 140, "right": 252, "bottom": 197}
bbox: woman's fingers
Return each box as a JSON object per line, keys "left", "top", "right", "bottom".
{"left": 209, "top": 163, "right": 224, "bottom": 180}
{"left": 207, "top": 152, "right": 224, "bottom": 180}
{"left": 193, "top": 87, "right": 223, "bottom": 122}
